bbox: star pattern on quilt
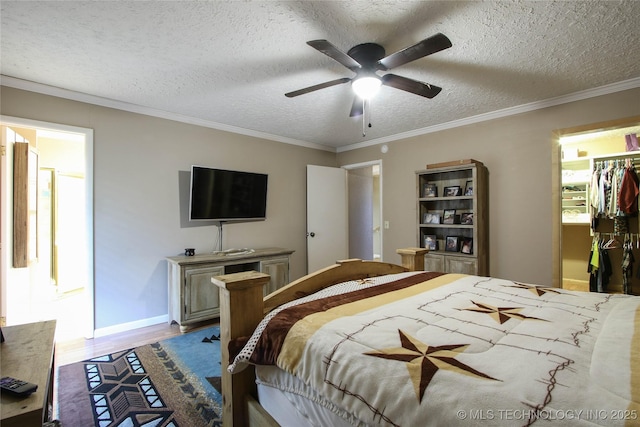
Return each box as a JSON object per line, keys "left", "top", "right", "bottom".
{"left": 462, "top": 301, "right": 547, "bottom": 324}
{"left": 364, "top": 329, "right": 498, "bottom": 402}
{"left": 508, "top": 282, "right": 563, "bottom": 296}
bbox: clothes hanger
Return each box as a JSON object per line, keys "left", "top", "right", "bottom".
{"left": 603, "top": 234, "right": 622, "bottom": 249}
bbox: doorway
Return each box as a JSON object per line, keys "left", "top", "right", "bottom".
{"left": 305, "top": 161, "right": 383, "bottom": 273}
{"left": 345, "top": 161, "right": 383, "bottom": 261}
{"left": 555, "top": 116, "right": 640, "bottom": 293}
{"left": 0, "top": 117, "right": 94, "bottom": 340}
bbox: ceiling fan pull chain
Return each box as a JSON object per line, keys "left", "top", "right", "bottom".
{"left": 362, "top": 98, "right": 367, "bottom": 137}
{"left": 364, "top": 99, "right": 374, "bottom": 136}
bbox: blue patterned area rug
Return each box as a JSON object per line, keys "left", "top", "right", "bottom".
{"left": 57, "top": 326, "right": 222, "bottom": 427}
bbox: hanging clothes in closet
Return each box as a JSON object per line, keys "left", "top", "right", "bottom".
{"left": 588, "top": 158, "right": 640, "bottom": 294}
{"left": 588, "top": 235, "right": 613, "bottom": 293}
{"left": 622, "top": 237, "right": 635, "bottom": 294}
{"left": 619, "top": 158, "right": 640, "bottom": 215}
{"left": 590, "top": 159, "right": 639, "bottom": 224}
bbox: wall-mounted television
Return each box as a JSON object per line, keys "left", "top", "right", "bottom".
{"left": 189, "top": 166, "right": 268, "bottom": 222}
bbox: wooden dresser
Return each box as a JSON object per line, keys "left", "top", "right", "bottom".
{"left": 0, "top": 320, "right": 56, "bottom": 427}
{"left": 167, "top": 247, "right": 294, "bottom": 331}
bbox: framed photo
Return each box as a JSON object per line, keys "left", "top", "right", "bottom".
{"left": 460, "top": 212, "right": 474, "bottom": 225}
{"left": 423, "top": 183, "right": 438, "bottom": 198}
{"left": 444, "top": 185, "right": 462, "bottom": 197}
{"left": 464, "top": 180, "right": 473, "bottom": 196}
{"left": 445, "top": 236, "right": 460, "bottom": 252}
{"left": 461, "top": 237, "right": 473, "bottom": 254}
{"left": 442, "top": 209, "right": 456, "bottom": 224}
{"left": 424, "top": 234, "right": 438, "bottom": 250}
{"left": 424, "top": 212, "right": 441, "bottom": 224}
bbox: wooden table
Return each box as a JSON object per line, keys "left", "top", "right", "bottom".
{"left": 0, "top": 320, "right": 56, "bottom": 427}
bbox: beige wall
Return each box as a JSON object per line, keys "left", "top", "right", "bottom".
{"left": 562, "top": 224, "right": 592, "bottom": 285}
{"left": 2, "top": 84, "right": 639, "bottom": 330}
{"left": 337, "top": 87, "right": 640, "bottom": 286}
{"left": 37, "top": 136, "right": 85, "bottom": 174}
{"left": 1, "top": 86, "right": 336, "bottom": 330}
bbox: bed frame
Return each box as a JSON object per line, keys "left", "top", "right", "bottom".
{"left": 211, "top": 247, "right": 428, "bottom": 427}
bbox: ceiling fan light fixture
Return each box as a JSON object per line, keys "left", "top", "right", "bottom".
{"left": 352, "top": 75, "right": 381, "bottom": 99}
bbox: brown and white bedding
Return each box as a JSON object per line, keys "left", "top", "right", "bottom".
{"left": 230, "top": 271, "right": 640, "bottom": 426}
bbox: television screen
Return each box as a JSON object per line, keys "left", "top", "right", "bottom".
{"left": 189, "top": 166, "right": 268, "bottom": 221}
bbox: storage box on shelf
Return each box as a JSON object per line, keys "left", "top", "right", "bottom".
{"left": 417, "top": 160, "right": 488, "bottom": 276}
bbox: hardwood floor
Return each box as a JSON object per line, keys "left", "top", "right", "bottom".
{"left": 562, "top": 278, "right": 589, "bottom": 292}
{"left": 54, "top": 321, "right": 217, "bottom": 368}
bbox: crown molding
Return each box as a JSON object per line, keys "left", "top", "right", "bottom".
{"left": 0, "top": 75, "right": 335, "bottom": 153}
{"left": 3, "top": 74, "right": 638, "bottom": 155}
{"left": 337, "top": 77, "right": 640, "bottom": 153}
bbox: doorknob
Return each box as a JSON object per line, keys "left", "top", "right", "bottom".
{"left": 307, "top": 232, "right": 316, "bottom": 237}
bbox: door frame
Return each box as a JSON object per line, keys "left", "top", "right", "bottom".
{"left": 0, "top": 115, "right": 94, "bottom": 338}
{"left": 343, "top": 159, "right": 383, "bottom": 261}
{"left": 552, "top": 115, "right": 640, "bottom": 289}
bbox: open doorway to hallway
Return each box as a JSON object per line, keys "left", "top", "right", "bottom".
{"left": 306, "top": 161, "right": 383, "bottom": 272}
{"left": 1, "top": 117, "right": 94, "bottom": 341}
{"left": 346, "top": 161, "right": 383, "bottom": 261}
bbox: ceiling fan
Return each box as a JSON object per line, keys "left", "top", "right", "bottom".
{"left": 285, "top": 33, "right": 452, "bottom": 117}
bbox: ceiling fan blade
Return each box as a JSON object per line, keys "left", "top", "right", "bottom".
{"left": 307, "top": 40, "right": 362, "bottom": 70}
{"left": 381, "top": 74, "right": 442, "bottom": 98}
{"left": 285, "top": 77, "right": 351, "bottom": 98}
{"left": 349, "top": 97, "right": 363, "bottom": 117}
{"left": 377, "top": 33, "right": 452, "bottom": 71}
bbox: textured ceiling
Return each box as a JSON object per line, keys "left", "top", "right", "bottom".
{"left": 1, "top": 1, "right": 639, "bottom": 151}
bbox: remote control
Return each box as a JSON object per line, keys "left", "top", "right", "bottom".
{"left": 0, "top": 376, "right": 38, "bottom": 396}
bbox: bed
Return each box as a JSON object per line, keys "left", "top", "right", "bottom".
{"left": 212, "top": 248, "right": 640, "bottom": 426}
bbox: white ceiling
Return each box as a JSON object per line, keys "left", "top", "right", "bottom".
{"left": 1, "top": 1, "right": 639, "bottom": 152}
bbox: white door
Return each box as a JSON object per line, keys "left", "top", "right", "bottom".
{"left": 306, "top": 165, "right": 348, "bottom": 273}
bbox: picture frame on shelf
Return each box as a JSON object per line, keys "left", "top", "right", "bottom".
{"left": 445, "top": 236, "right": 460, "bottom": 252}
{"left": 461, "top": 237, "right": 473, "bottom": 254}
{"left": 442, "top": 209, "right": 456, "bottom": 224}
{"left": 424, "top": 235, "right": 438, "bottom": 250}
{"left": 460, "top": 212, "right": 474, "bottom": 225}
{"left": 464, "top": 180, "right": 473, "bottom": 196}
{"left": 423, "top": 183, "right": 438, "bottom": 198}
{"left": 444, "top": 185, "right": 462, "bottom": 197}
{"left": 424, "top": 212, "right": 441, "bottom": 224}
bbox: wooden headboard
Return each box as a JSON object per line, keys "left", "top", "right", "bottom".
{"left": 211, "top": 247, "right": 428, "bottom": 426}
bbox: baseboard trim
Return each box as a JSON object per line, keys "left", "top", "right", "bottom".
{"left": 93, "top": 314, "right": 169, "bottom": 338}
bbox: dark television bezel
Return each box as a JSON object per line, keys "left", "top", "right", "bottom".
{"left": 188, "top": 165, "right": 268, "bottom": 222}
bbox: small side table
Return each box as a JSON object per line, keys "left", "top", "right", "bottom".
{"left": 0, "top": 320, "right": 56, "bottom": 427}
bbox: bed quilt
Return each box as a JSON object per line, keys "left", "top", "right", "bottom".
{"left": 231, "top": 271, "right": 640, "bottom": 426}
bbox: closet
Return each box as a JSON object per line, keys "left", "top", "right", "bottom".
{"left": 561, "top": 123, "right": 640, "bottom": 295}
